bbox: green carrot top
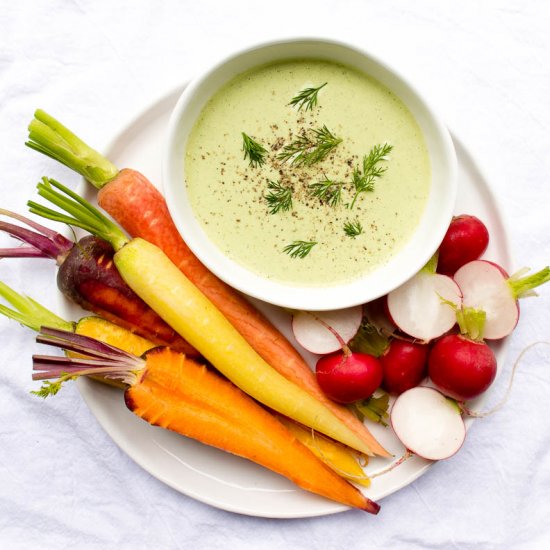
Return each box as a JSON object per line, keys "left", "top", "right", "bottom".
{"left": 27, "top": 177, "right": 129, "bottom": 252}
{"left": 26, "top": 110, "right": 119, "bottom": 190}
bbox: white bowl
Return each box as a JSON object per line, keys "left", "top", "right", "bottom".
{"left": 163, "top": 38, "right": 457, "bottom": 311}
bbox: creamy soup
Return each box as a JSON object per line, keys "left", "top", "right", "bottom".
{"left": 184, "top": 59, "right": 431, "bottom": 286}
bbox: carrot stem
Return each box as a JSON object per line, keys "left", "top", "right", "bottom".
{"left": 28, "top": 178, "right": 129, "bottom": 251}
{"left": 0, "top": 281, "right": 74, "bottom": 332}
{"left": 26, "top": 110, "right": 119, "bottom": 189}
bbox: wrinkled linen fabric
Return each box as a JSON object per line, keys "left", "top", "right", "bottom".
{"left": 1, "top": 1, "right": 550, "bottom": 548}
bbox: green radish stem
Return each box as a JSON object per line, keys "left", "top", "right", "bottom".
{"left": 440, "top": 296, "right": 486, "bottom": 342}
{"left": 455, "top": 306, "right": 486, "bottom": 342}
{"left": 26, "top": 110, "right": 118, "bottom": 189}
{"left": 508, "top": 267, "right": 550, "bottom": 299}
{"left": 421, "top": 251, "right": 439, "bottom": 275}
{"left": 0, "top": 281, "right": 74, "bottom": 332}
{"left": 27, "top": 178, "right": 129, "bottom": 252}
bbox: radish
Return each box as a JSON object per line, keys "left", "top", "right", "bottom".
{"left": 316, "top": 351, "right": 383, "bottom": 404}
{"left": 380, "top": 340, "right": 429, "bottom": 394}
{"left": 309, "top": 313, "right": 384, "bottom": 403}
{"left": 428, "top": 333, "right": 497, "bottom": 401}
{"left": 454, "top": 260, "right": 550, "bottom": 340}
{"left": 390, "top": 387, "right": 466, "bottom": 460}
{"left": 387, "top": 255, "right": 462, "bottom": 341}
{"left": 437, "top": 214, "right": 489, "bottom": 275}
{"left": 292, "top": 306, "right": 362, "bottom": 355}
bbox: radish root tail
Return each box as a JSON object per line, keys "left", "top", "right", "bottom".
{"left": 460, "top": 341, "right": 550, "bottom": 418}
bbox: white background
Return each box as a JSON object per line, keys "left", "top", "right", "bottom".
{"left": 1, "top": 1, "right": 550, "bottom": 548}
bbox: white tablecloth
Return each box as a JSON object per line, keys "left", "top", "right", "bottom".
{"left": 1, "top": 1, "right": 550, "bottom": 548}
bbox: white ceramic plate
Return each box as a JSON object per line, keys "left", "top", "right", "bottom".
{"left": 63, "top": 87, "right": 511, "bottom": 518}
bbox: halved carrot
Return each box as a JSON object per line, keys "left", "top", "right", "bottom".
{"left": 26, "top": 111, "right": 389, "bottom": 457}
{"left": 32, "top": 328, "right": 380, "bottom": 513}
{"left": 277, "top": 416, "right": 371, "bottom": 488}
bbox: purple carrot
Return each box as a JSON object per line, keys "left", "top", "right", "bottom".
{"left": 0, "top": 210, "right": 200, "bottom": 357}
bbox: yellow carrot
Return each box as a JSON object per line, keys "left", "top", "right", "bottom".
{"left": 278, "top": 417, "right": 371, "bottom": 488}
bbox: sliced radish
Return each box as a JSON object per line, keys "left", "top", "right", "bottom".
{"left": 292, "top": 306, "right": 363, "bottom": 355}
{"left": 454, "top": 260, "right": 550, "bottom": 340}
{"left": 387, "top": 271, "right": 462, "bottom": 341}
{"left": 391, "top": 387, "right": 466, "bottom": 460}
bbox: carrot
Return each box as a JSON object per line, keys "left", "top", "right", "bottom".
{"left": 28, "top": 179, "right": 384, "bottom": 455}
{"left": 0, "top": 209, "right": 199, "bottom": 357}
{"left": 26, "top": 110, "right": 389, "bottom": 457}
{"left": 32, "top": 328, "right": 380, "bottom": 513}
{"left": 0, "top": 279, "right": 156, "bottom": 389}
{"left": 0, "top": 279, "right": 375, "bottom": 477}
{"left": 277, "top": 416, "right": 371, "bottom": 488}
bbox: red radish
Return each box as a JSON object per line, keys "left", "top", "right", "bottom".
{"left": 316, "top": 352, "right": 383, "bottom": 404}
{"left": 390, "top": 386, "right": 466, "bottom": 460}
{"left": 454, "top": 260, "right": 550, "bottom": 340}
{"left": 428, "top": 334, "right": 497, "bottom": 401}
{"left": 292, "top": 306, "right": 362, "bottom": 355}
{"left": 387, "top": 255, "right": 462, "bottom": 342}
{"left": 310, "top": 314, "right": 384, "bottom": 403}
{"left": 437, "top": 215, "right": 489, "bottom": 275}
{"left": 380, "top": 340, "right": 429, "bottom": 394}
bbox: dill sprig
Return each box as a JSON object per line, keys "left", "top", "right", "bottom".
{"left": 277, "top": 125, "right": 342, "bottom": 167}
{"left": 283, "top": 240, "right": 317, "bottom": 259}
{"left": 242, "top": 132, "right": 267, "bottom": 168}
{"left": 308, "top": 177, "right": 345, "bottom": 207}
{"left": 343, "top": 218, "right": 363, "bottom": 238}
{"left": 289, "top": 82, "right": 327, "bottom": 111}
{"left": 264, "top": 180, "right": 293, "bottom": 214}
{"left": 350, "top": 143, "right": 393, "bottom": 209}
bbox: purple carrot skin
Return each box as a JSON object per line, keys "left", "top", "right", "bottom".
{"left": 0, "top": 210, "right": 200, "bottom": 357}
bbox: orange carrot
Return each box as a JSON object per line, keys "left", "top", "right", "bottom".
{"left": 26, "top": 111, "right": 390, "bottom": 457}
{"left": 32, "top": 328, "right": 380, "bottom": 513}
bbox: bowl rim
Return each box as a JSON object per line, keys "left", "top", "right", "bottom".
{"left": 162, "top": 36, "right": 457, "bottom": 311}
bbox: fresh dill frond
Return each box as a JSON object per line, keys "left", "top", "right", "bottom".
{"left": 308, "top": 177, "right": 345, "bottom": 207}
{"left": 289, "top": 82, "right": 327, "bottom": 111}
{"left": 343, "top": 218, "right": 363, "bottom": 238}
{"left": 242, "top": 132, "right": 267, "bottom": 168}
{"left": 264, "top": 180, "right": 293, "bottom": 214}
{"left": 277, "top": 125, "right": 342, "bottom": 167}
{"left": 31, "top": 378, "right": 68, "bottom": 398}
{"left": 349, "top": 143, "right": 393, "bottom": 209}
{"left": 283, "top": 240, "right": 317, "bottom": 259}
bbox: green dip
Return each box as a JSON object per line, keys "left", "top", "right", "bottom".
{"left": 184, "top": 59, "right": 431, "bottom": 287}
